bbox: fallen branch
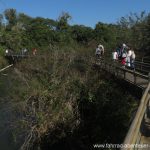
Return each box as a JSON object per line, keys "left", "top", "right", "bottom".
{"left": 0, "top": 64, "right": 13, "bottom": 72}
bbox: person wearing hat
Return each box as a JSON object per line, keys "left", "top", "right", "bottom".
{"left": 98, "top": 44, "right": 104, "bottom": 56}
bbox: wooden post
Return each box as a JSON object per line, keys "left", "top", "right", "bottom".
{"left": 142, "top": 57, "right": 144, "bottom": 63}
{"left": 101, "top": 61, "right": 103, "bottom": 69}
{"left": 116, "top": 67, "right": 118, "bottom": 77}
{"left": 149, "top": 72, "right": 150, "bottom": 83}
{"left": 108, "top": 64, "right": 110, "bottom": 72}
{"left": 140, "top": 62, "right": 142, "bottom": 71}
{"left": 124, "top": 70, "right": 126, "bottom": 79}
{"left": 134, "top": 69, "right": 136, "bottom": 84}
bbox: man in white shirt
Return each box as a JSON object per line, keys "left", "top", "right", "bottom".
{"left": 98, "top": 44, "right": 104, "bottom": 55}
{"left": 112, "top": 51, "right": 118, "bottom": 61}
{"left": 95, "top": 47, "right": 101, "bottom": 59}
{"left": 126, "top": 49, "right": 132, "bottom": 67}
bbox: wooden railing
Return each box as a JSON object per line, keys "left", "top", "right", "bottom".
{"left": 122, "top": 82, "right": 150, "bottom": 150}
{"left": 135, "top": 61, "right": 150, "bottom": 75}
{"left": 98, "top": 60, "right": 149, "bottom": 88}
{"left": 96, "top": 59, "right": 150, "bottom": 150}
{"left": 136, "top": 57, "right": 150, "bottom": 64}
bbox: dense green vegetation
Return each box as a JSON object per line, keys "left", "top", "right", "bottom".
{"left": 0, "top": 49, "right": 138, "bottom": 149}
{"left": 0, "top": 8, "right": 149, "bottom": 150}
{"left": 0, "top": 9, "right": 150, "bottom": 55}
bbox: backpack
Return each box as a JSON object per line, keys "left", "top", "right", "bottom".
{"left": 96, "top": 48, "right": 101, "bottom": 54}
{"left": 122, "top": 52, "right": 127, "bottom": 58}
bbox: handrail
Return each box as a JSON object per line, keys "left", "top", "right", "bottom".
{"left": 98, "top": 60, "right": 150, "bottom": 149}
{"left": 135, "top": 61, "right": 150, "bottom": 67}
{"left": 98, "top": 60, "right": 149, "bottom": 88}
{"left": 134, "top": 61, "right": 150, "bottom": 75}
{"left": 117, "top": 67, "right": 149, "bottom": 80}
{"left": 122, "top": 82, "right": 150, "bottom": 150}
{"left": 99, "top": 57, "right": 150, "bottom": 76}
{"left": 136, "top": 57, "right": 150, "bottom": 64}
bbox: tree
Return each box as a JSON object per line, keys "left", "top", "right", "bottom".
{"left": 4, "top": 8, "right": 17, "bottom": 29}
{"left": 70, "top": 25, "right": 94, "bottom": 44}
{"left": 94, "top": 22, "right": 118, "bottom": 50}
{"left": 0, "top": 14, "right": 3, "bottom": 27}
{"left": 117, "top": 12, "right": 150, "bottom": 54}
{"left": 57, "top": 12, "right": 72, "bottom": 31}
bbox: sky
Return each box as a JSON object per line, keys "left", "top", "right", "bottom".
{"left": 0, "top": 0, "right": 150, "bottom": 28}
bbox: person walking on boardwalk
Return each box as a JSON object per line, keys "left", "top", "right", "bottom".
{"left": 116, "top": 45, "right": 122, "bottom": 60}
{"left": 95, "top": 46, "right": 101, "bottom": 59}
{"left": 32, "top": 48, "right": 37, "bottom": 55}
{"left": 23, "top": 48, "right": 28, "bottom": 55}
{"left": 5, "top": 49, "right": 9, "bottom": 55}
{"left": 121, "top": 50, "right": 127, "bottom": 68}
{"left": 126, "top": 48, "right": 132, "bottom": 67}
{"left": 98, "top": 43, "right": 104, "bottom": 56}
{"left": 112, "top": 50, "right": 118, "bottom": 62}
{"left": 130, "top": 50, "right": 136, "bottom": 69}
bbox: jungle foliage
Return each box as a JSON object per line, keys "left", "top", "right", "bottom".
{"left": 0, "top": 9, "right": 150, "bottom": 55}
{"left": 0, "top": 8, "right": 149, "bottom": 150}
{"left": 1, "top": 49, "right": 138, "bottom": 150}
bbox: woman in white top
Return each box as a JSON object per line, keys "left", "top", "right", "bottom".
{"left": 126, "top": 49, "right": 132, "bottom": 67}
{"left": 112, "top": 51, "right": 118, "bottom": 61}
{"left": 131, "top": 50, "right": 136, "bottom": 69}
{"left": 98, "top": 44, "right": 104, "bottom": 55}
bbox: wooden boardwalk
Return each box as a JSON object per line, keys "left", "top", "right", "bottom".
{"left": 95, "top": 59, "right": 150, "bottom": 149}
{"left": 97, "top": 60, "right": 149, "bottom": 88}
{"left": 122, "top": 70, "right": 148, "bottom": 88}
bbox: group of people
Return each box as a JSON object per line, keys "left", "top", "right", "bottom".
{"left": 112, "top": 43, "right": 136, "bottom": 69}
{"left": 5, "top": 48, "right": 37, "bottom": 56}
{"left": 95, "top": 43, "right": 136, "bottom": 69}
